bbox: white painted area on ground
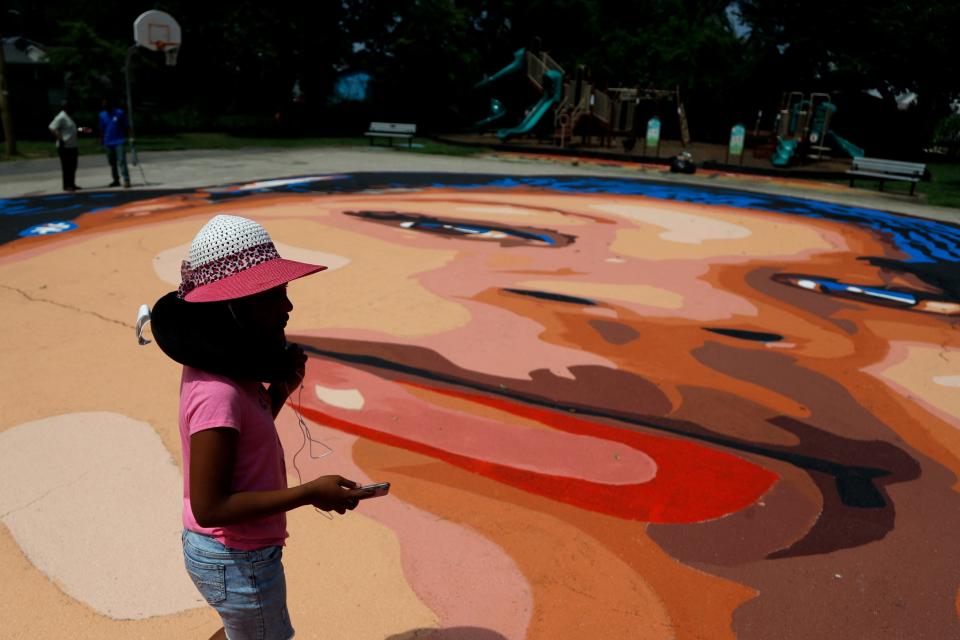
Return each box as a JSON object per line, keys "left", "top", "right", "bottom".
{"left": 314, "top": 385, "right": 365, "bottom": 410}
{"left": 0, "top": 412, "right": 203, "bottom": 619}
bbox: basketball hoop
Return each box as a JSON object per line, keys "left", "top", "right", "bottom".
{"left": 125, "top": 9, "right": 182, "bottom": 187}
{"left": 155, "top": 42, "right": 180, "bottom": 67}
{"left": 134, "top": 10, "right": 182, "bottom": 67}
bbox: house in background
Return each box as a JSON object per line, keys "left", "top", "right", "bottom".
{"left": 3, "top": 37, "right": 61, "bottom": 139}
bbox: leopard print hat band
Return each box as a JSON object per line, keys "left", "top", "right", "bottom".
{"left": 178, "top": 215, "right": 326, "bottom": 302}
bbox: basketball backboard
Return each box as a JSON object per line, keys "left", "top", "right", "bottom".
{"left": 133, "top": 10, "right": 181, "bottom": 65}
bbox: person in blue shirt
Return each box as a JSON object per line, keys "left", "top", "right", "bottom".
{"left": 98, "top": 96, "right": 131, "bottom": 188}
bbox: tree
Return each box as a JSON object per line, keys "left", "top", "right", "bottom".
{"left": 735, "top": 0, "right": 960, "bottom": 155}
{"left": 45, "top": 21, "right": 125, "bottom": 104}
{"left": 0, "top": 33, "right": 16, "bottom": 156}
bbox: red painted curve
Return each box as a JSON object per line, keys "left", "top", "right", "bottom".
{"left": 294, "top": 382, "right": 778, "bottom": 523}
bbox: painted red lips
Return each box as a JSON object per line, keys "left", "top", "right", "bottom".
{"left": 292, "top": 354, "right": 778, "bottom": 524}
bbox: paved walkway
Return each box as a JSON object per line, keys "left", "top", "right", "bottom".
{"left": 3, "top": 145, "right": 958, "bottom": 224}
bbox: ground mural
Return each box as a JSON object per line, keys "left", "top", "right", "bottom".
{"left": 1, "top": 173, "right": 959, "bottom": 639}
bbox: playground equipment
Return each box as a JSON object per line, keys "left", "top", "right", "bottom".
{"left": 605, "top": 87, "right": 691, "bottom": 152}
{"left": 474, "top": 99, "right": 506, "bottom": 128}
{"left": 475, "top": 49, "right": 690, "bottom": 151}
{"left": 496, "top": 49, "right": 566, "bottom": 142}
{"left": 551, "top": 65, "right": 612, "bottom": 146}
{"left": 771, "top": 92, "right": 864, "bottom": 167}
{"left": 472, "top": 49, "right": 527, "bottom": 129}
{"left": 497, "top": 69, "right": 564, "bottom": 141}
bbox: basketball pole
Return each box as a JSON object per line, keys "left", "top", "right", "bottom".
{"left": 123, "top": 45, "right": 148, "bottom": 186}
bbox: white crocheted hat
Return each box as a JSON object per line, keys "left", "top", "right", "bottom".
{"left": 178, "top": 214, "right": 326, "bottom": 302}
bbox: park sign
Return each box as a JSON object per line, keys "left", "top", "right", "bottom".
{"left": 729, "top": 124, "right": 746, "bottom": 157}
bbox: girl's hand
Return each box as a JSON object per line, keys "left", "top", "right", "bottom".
{"left": 277, "top": 343, "right": 307, "bottom": 393}
{"left": 305, "top": 475, "right": 371, "bottom": 514}
{"left": 267, "top": 344, "right": 307, "bottom": 414}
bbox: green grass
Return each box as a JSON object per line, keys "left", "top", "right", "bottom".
{"left": 834, "top": 162, "right": 960, "bottom": 208}
{"left": 818, "top": 161, "right": 960, "bottom": 209}
{"left": 2, "top": 133, "right": 489, "bottom": 161}
{"left": 919, "top": 162, "right": 960, "bottom": 208}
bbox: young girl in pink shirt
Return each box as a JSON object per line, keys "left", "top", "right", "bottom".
{"left": 151, "top": 214, "right": 373, "bottom": 640}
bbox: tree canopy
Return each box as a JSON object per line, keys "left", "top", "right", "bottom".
{"left": 4, "top": 0, "right": 958, "bottom": 154}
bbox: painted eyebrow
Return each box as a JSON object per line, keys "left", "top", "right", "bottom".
{"left": 342, "top": 210, "right": 574, "bottom": 247}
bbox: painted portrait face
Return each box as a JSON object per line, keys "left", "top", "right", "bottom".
{"left": 3, "top": 173, "right": 959, "bottom": 638}
{"left": 242, "top": 176, "right": 960, "bottom": 637}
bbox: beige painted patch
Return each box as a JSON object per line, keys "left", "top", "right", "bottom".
{"left": 605, "top": 203, "right": 841, "bottom": 261}
{"left": 583, "top": 307, "right": 619, "bottom": 318}
{"left": 269, "top": 223, "right": 472, "bottom": 338}
{"left": 934, "top": 376, "right": 960, "bottom": 388}
{"left": 0, "top": 412, "right": 202, "bottom": 619}
{"left": 863, "top": 342, "right": 960, "bottom": 430}
{"left": 315, "top": 385, "right": 366, "bottom": 410}
{"left": 0, "top": 522, "right": 219, "bottom": 640}
{"left": 593, "top": 203, "right": 751, "bottom": 243}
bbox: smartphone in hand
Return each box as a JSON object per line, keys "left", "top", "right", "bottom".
{"left": 358, "top": 482, "right": 391, "bottom": 499}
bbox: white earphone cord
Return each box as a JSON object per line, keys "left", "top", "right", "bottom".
{"left": 287, "top": 382, "right": 335, "bottom": 519}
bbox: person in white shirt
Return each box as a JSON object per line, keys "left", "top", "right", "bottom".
{"left": 48, "top": 100, "right": 90, "bottom": 192}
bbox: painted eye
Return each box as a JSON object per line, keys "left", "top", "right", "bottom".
{"left": 773, "top": 273, "right": 960, "bottom": 317}
{"left": 343, "top": 210, "right": 574, "bottom": 247}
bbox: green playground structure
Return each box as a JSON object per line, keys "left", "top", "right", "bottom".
{"left": 826, "top": 130, "right": 865, "bottom": 158}
{"left": 497, "top": 70, "right": 563, "bottom": 141}
{"left": 474, "top": 49, "right": 690, "bottom": 151}
{"left": 771, "top": 138, "right": 799, "bottom": 167}
{"left": 474, "top": 49, "right": 526, "bottom": 91}
{"left": 771, "top": 92, "right": 864, "bottom": 167}
{"left": 475, "top": 99, "right": 507, "bottom": 129}
{"left": 471, "top": 49, "right": 526, "bottom": 130}
{"left": 474, "top": 47, "right": 572, "bottom": 141}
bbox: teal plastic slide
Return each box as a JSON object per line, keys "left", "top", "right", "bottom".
{"left": 770, "top": 99, "right": 865, "bottom": 166}
{"left": 474, "top": 99, "right": 507, "bottom": 129}
{"left": 771, "top": 138, "right": 798, "bottom": 167}
{"left": 497, "top": 70, "right": 564, "bottom": 142}
{"left": 474, "top": 49, "right": 526, "bottom": 90}
{"left": 826, "top": 131, "right": 865, "bottom": 158}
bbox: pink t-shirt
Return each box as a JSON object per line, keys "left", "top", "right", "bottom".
{"left": 179, "top": 366, "right": 288, "bottom": 550}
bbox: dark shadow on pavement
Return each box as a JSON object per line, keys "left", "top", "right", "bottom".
{"left": 385, "top": 628, "right": 509, "bottom": 640}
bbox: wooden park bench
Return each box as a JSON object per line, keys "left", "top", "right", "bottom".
{"left": 365, "top": 122, "right": 416, "bottom": 147}
{"left": 847, "top": 157, "right": 926, "bottom": 195}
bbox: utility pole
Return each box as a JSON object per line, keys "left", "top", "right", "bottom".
{"left": 0, "top": 34, "right": 16, "bottom": 157}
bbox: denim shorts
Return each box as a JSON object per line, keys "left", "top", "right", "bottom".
{"left": 182, "top": 529, "right": 295, "bottom": 640}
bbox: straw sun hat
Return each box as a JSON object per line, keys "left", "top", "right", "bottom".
{"left": 178, "top": 214, "right": 326, "bottom": 302}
